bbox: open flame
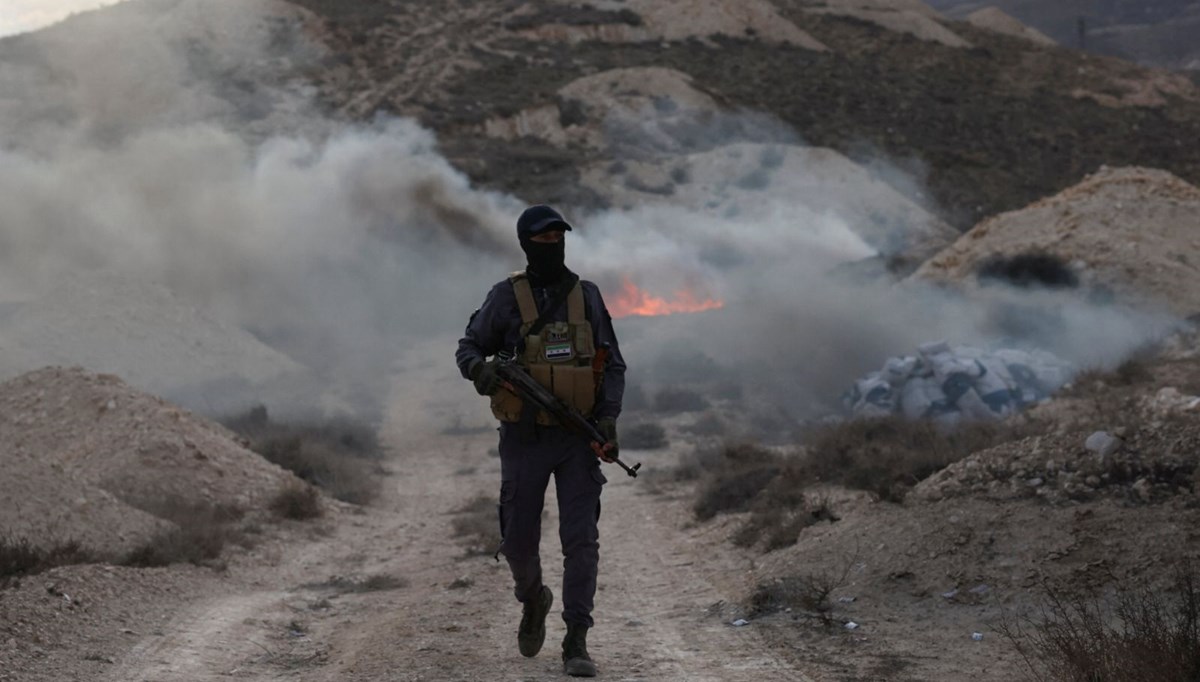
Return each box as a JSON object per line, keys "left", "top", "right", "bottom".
{"left": 609, "top": 277, "right": 724, "bottom": 318}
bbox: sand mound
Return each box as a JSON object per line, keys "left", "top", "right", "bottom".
{"left": 584, "top": 142, "right": 958, "bottom": 264}
{"left": 0, "top": 454, "right": 169, "bottom": 555}
{"left": 0, "top": 271, "right": 307, "bottom": 407}
{"left": 913, "top": 166, "right": 1200, "bottom": 316}
{"left": 0, "top": 367, "right": 295, "bottom": 519}
{"left": 964, "top": 7, "right": 1055, "bottom": 46}
{"left": 513, "top": 0, "right": 828, "bottom": 50}
{"left": 799, "top": 0, "right": 971, "bottom": 47}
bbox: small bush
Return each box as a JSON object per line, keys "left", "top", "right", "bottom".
{"left": 270, "top": 481, "right": 323, "bottom": 520}
{"left": 223, "top": 406, "right": 382, "bottom": 505}
{"left": 1, "top": 535, "right": 98, "bottom": 587}
{"left": 748, "top": 553, "right": 855, "bottom": 627}
{"left": 733, "top": 495, "right": 838, "bottom": 551}
{"left": 694, "top": 465, "right": 781, "bottom": 521}
{"left": 1001, "top": 563, "right": 1200, "bottom": 682}
{"left": 121, "top": 502, "right": 243, "bottom": 568}
{"left": 622, "top": 422, "right": 668, "bottom": 450}
{"left": 686, "top": 417, "right": 1023, "bottom": 551}
{"left": 803, "top": 417, "right": 1023, "bottom": 502}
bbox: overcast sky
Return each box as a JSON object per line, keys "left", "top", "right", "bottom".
{"left": 1, "top": 0, "right": 123, "bottom": 37}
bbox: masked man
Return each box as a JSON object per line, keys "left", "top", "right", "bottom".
{"left": 456, "top": 205, "right": 626, "bottom": 677}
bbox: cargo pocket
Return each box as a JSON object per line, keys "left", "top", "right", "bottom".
{"left": 589, "top": 467, "right": 605, "bottom": 522}
{"left": 495, "top": 480, "right": 517, "bottom": 560}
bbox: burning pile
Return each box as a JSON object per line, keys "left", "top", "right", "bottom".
{"left": 844, "top": 341, "right": 1073, "bottom": 425}
{"left": 609, "top": 277, "right": 723, "bottom": 318}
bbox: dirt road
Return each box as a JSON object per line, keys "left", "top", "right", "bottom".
{"left": 101, "top": 359, "right": 813, "bottom": 681}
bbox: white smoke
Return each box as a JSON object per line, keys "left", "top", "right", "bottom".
{"left": 0, "top": 0, "right": 1179, "bottom": 424}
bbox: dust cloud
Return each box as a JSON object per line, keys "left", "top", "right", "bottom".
{"left": 0, "top": 0, "right": 1178, "bottom": 424}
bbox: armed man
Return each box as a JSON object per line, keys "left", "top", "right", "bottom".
{"left": 456, "top": 205, "right": 626, "bottom": 677}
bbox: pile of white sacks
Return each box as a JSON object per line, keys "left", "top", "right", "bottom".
{"left": 844, "top": 341, "right": 1074, "bottom": 424}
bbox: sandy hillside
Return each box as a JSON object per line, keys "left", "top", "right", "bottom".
{"left": 963, "top": 7, "right": 1055, "bottom": 46}
{"left": 0, "top": 367, "right": 297, "bottom": 553}
{"left": 512, "top": 0, "right": 829, "bottom": 49}
{"left": 796, "top": 0, "right": 972, "bottom": 47}
{"left": 913, "top": 166, "right": 1200, "bottom": 316}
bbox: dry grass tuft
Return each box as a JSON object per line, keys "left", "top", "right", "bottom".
{"left": 1, "top": 535, "right": 98, "bottom": 587}
{"left": 121, "top": 501, "right": 244, "bottom": 568}
{"left": 803, "top": 416, "right": 1026, "bottom": 502}
{"left": 748, "top": 551, "right": 857, "bottom": 627}
{"left": 1000, "top": 563, "right": 1200, "bottom": 682}
{"left": 270, "top": 481, "right": 323, "bottom": 520}
{"left": 686, "top": 417, "right": 1027, "bottom": 551}
{"left": 224, "top": 406, "right": 382, "bottom": 505}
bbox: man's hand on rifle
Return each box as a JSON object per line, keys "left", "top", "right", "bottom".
{"left": 469, "top": 358, "right": 503, "bottom": 396}
{"left": 591, "top": 417, "right": 619, "bottom": 463}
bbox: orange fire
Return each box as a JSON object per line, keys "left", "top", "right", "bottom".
{"left": 609, "top": 277, "right": 724, "bottom": 318}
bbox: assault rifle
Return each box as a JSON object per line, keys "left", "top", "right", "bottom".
{"left": 494, "top": 352, "right": 641, "bottom": 478}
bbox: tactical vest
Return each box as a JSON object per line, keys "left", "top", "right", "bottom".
{"left": 490, "top": 273, "right": 597, "bottom": 424}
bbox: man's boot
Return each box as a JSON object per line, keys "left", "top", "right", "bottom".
{"left": 518, "top": 586, "right": 553, "bottom": 657}
{"left": 562, "top": 623, "right": 597, "bottom": 677}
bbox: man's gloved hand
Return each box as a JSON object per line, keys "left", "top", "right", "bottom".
{"left": 592, "top": 417, "right": 619, "bottom": 463}
{"left": 469, "top": 358, "right": 503, "bottom": 396}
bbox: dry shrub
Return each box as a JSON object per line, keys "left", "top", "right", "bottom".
{"left": 1001, "top": 563, "right": 1200, "bottom": 682}
{"left": 687, "top": 417, "right": 1023, "bottom": 551}
{"left": 452, "top": 494, "right": 499, "bottom": 557}
{"left": 733, "top": 495, "right": 838, "bottom": 552}
{"left": 1, "top": 535, "right": 98, "bottom": 587}
{"left": 270, "top": 481, "right": 323, "bottom": 520}
{"left": 122, "top": 501, "right": 243, "bottom": 568}
{"left": 224, "top": 407, "right": 382, "bottom": 505}
{"left": 691, "top": 444, "right": 782, "bottom": 520}
{"left": 748, "top": 552, "right": 856, "bottom": 627}
{"left": 803, "top": 416, "right": 1024, "bottom": 502}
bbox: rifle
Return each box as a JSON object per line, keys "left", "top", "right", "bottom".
{"left": 495, "top": 352, "right": 641, "bottom": 478}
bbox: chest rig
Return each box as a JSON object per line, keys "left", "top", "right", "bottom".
{"left": 490, "top": 273, "right": 597, "bottom": 424}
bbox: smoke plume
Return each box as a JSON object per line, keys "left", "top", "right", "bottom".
{"left": 0, "top": 0, "right": 1179, "bottom": 426}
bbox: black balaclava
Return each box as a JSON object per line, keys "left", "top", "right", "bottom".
{"left": 521, "top": 236, "right": 567, "bottom": 287}
{"left": 516, "top": 205, "right": 574, "bottom": 288}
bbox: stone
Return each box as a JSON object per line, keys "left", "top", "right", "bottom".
{"left": 1085, "top": 476, "right": 1101, "bottom": 487}
{"left": 1085, "top": 431, "right": 1121, "bottom": 459}
{"left": 1132, "top": 478, "right": 1153, "bottom": 502}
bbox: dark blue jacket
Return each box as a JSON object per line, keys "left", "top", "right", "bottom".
{"left": 456, "top": 275, "right": 626, "bottom": 421}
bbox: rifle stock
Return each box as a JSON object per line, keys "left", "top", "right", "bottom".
{"left": 495, "top": 357, "right": 641, "bottom": 478}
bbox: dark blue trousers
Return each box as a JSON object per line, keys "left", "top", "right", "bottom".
{"left": 497, "top": 423, "right": 607, "bottom": 627}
